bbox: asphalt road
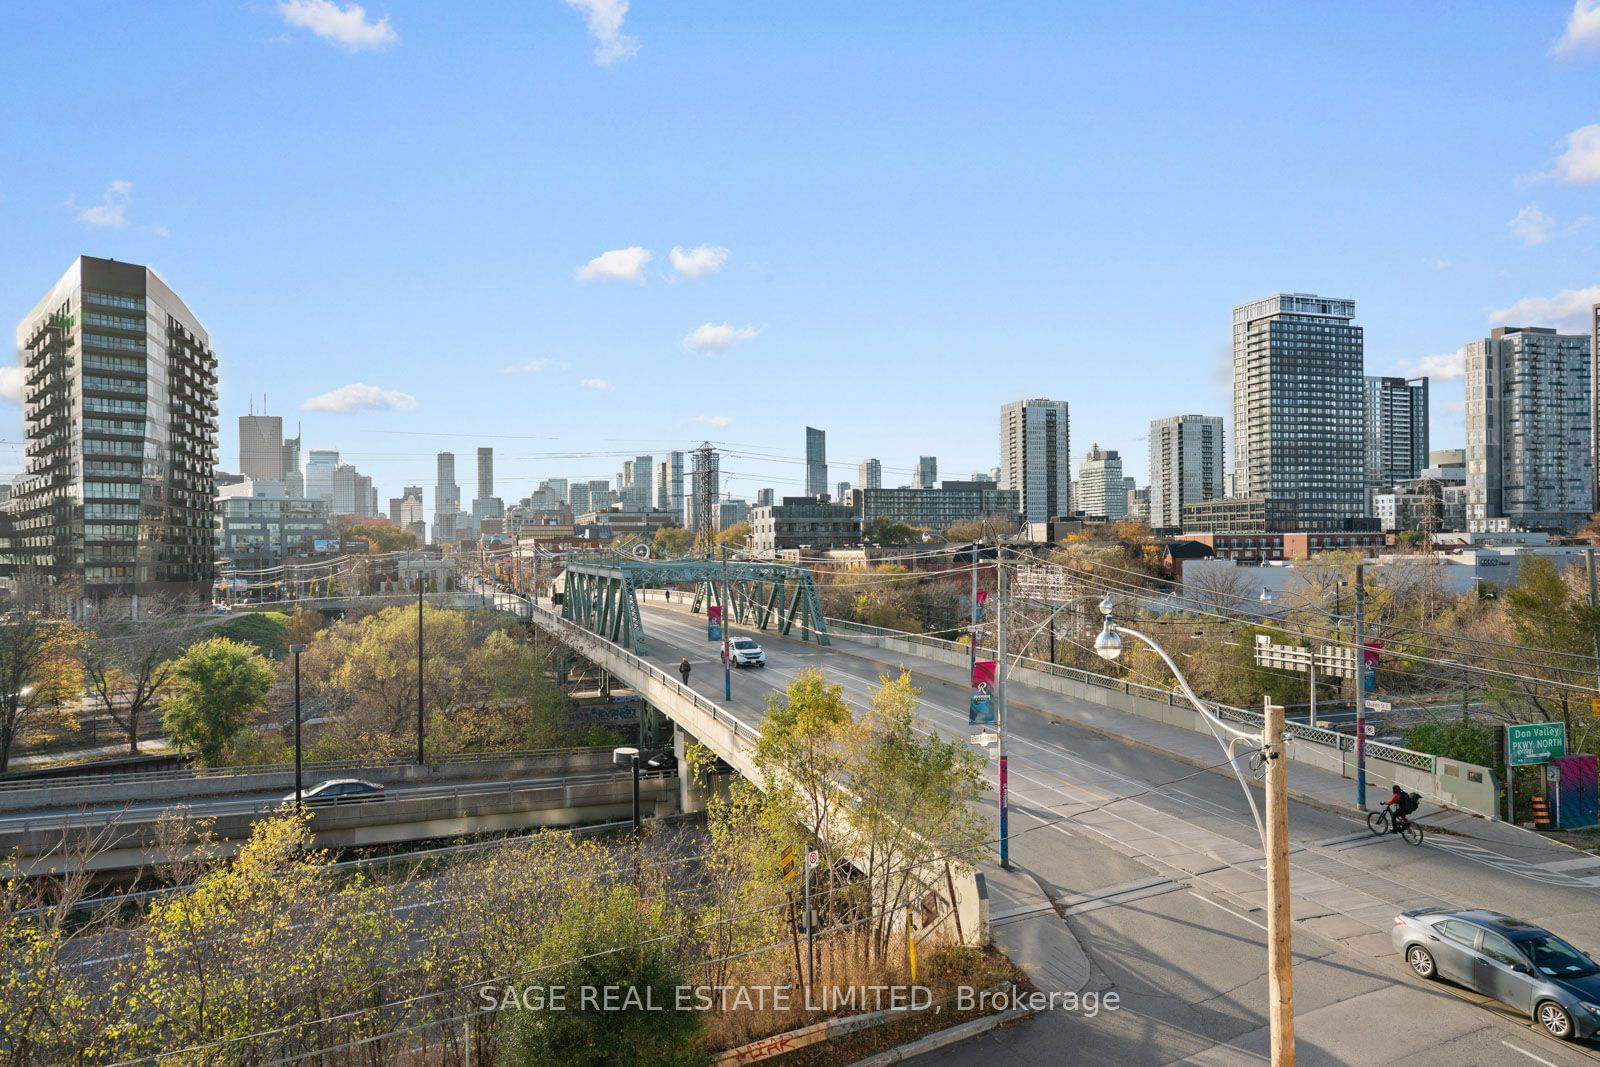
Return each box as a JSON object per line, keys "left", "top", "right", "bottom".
{"left": 0, "top": 768, "right": 667, "bottom": 832}
{"left": 637, "top": 601, "right": 1600, "bottom": 1065}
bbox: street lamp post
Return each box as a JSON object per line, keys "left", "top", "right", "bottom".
{"left": 416, "top": 572, "right": 426, "bottom": 766}
{"left": 613, "top": 746, "right": 641, "bottom": 831}
{"left": 1095, "top": 598, "right": 1292, "bottom": 1064}
{"left": 720, "top": 544, "right": 732, "bottom": 701}
{"left": 290, "top": 643, "right": 307, "bottom": 810}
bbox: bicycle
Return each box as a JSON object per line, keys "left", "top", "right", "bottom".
{"left": 1366, "top": 807, "right": 1424, "bottom": 845}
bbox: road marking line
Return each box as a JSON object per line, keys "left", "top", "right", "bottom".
{"left": 1188, "top": 891, "right": 1268, "bottom": 933}
{"left": 1500, "top": 1040, "right": 1561, "bottom": 1067}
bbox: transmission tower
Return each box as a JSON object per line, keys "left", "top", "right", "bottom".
{"left": 693, "top": 442, "right": 718, "bottom": 557}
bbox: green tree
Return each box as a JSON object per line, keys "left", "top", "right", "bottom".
{"left": 853, "top": 671, "right": 987, "bottom": 959}
{"left": 1497, "top": 555, "right": 1600, "bottom": 751}
{"left": 348, "top": 522, "right": 418, "bottom": 553}
{"left": 652, "top": 526, "right": 693, "bottom": 557}
{"left": 863, "top": 516, "right": 916, "bottom": 546}
{"left": 161, "top": 637, "right": 276, "bottom": 765}
{"left": 500, "top": 883, "right": 706, "bottom": 1067}
{"left": 215, "top": 611, "right": 291, "bottom": 659}
{"left": 1405, "top": 713, "right": 1496, "bottom": 767}
{"left": 0, "top": 618, "right": 84, "bottom": 773}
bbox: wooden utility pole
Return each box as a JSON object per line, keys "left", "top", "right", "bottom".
{"left": 1263, "top": 697, "right": 1295, "bottom": 1065}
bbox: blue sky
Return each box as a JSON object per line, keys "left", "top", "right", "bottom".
{"left": 4, "top": 1, "right": 1600, "bottom": 510}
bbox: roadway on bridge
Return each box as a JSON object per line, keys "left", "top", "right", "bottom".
{"left": 636, "top": 600, "right": 1600, "bottom": 1064}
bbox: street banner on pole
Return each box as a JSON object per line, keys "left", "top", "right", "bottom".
{"left": 974, "top": 588, "right": 989, "bottom": 620}
{"left": 707, "top": 605, "right": 722, "bottom": 642}
{"left": 970, "top": 659, "right": 997, "bottom": 724}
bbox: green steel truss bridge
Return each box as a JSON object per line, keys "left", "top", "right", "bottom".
{"left": 559, "top": 556, "right": 831, "bottom": 655}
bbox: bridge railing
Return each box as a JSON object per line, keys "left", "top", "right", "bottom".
{"left": 523, "top": 597, "right": 760, "bottom": 748}
{"left": 822, "top": 617, "right": 1441, "bottom": 772}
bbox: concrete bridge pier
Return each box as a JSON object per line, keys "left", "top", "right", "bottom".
{"left": 674, "top": 729, "right": 709, "bottom": 815}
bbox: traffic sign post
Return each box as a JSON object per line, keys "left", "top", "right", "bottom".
{"left": 1505, "top": 722, "right": 1567, "bottom": 825}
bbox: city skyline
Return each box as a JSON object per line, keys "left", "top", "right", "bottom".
{"left": 3, "top": 5, "right": 1598, "bottom": 505}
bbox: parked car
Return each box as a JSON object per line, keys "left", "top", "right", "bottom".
{"left": 727, "top": 638, "right": 767, "bottom": 668}
{"left": 1393, "top": 907, "right": 1600, "bottom": 1040}
{"left": 283, "top": 779, "right": 386, "bottom": 806}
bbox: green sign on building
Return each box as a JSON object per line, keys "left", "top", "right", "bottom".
{"left": 1506, "top": 722, "right": 1566, "bottom": 767}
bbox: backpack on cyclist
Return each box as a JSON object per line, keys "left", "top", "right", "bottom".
{"left": 1397, "top": 790, "right": 1420, "bottom": 816}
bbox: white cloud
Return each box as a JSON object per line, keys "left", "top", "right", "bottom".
{"left": 1554, "top": 0, "right": 1600, "bottom": 55}
{"left": 278, "top": 0, "right": 397, "bottom": 51}
{"left": 682, "top": 322, "right": 761, "bottom": 352}
{"left": 1509, "top": 204, "right": 1556, "bottom": 245}
{"left": 74, "top": 179, "right": 132, "bottom": 229}
{"left": 1402, "top": 352, "right": 1465, "bottom": 381}
{"left": 576, "top": 246, "right": 652, "bottom": 283}
{"left": 1426, "top": 257, "right": 1452, "bottom": 270}
{"left": 563, "top": 0, "right": 639, "bottom": 66}
{"left": 669, "top": 244, "right": 730, "bottom": 280}
{"left": 579, "top": 377, "right": 612, "bottom": 390}
{"left": 0, "top": 367, "right": 22, "bottom": 404}
{"left": 1490, "top": 285, "right": 1600, "bottom": 333}
{"left": 1553, "top": 123, "right": 1600, "bottom": 184}
{"left": 503, "top": 359, "right": 556, "bottom": 374}
{"left": 693, "top": 415, "right": 733, "bottom": 429}
{"left": 301, "top": 382, "right": 417, "bottom": 413}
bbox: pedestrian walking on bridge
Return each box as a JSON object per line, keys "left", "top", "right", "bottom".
{"left": 678, "top": 657, "right": 691, "bottom": 686}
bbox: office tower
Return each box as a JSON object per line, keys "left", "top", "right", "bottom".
{"left": 280, "top": 428, "right": 302, "bottom": 496}
{"left": 332, "top": 465, "right": 360, "bottom": 515}
{"left": 388, "top": 497, "right": 403, "bottom": 523}
{"left": 239, "top": 414, "right": 285, "bottom": 481}
{"left": 477, "top": 447, "right": 494, "bottom": 499}
{"left": 568, "top": 482, "right": 591, "bottom": 514}
{"left": 399, "top": 486, "right": 425, "bottom": 529}
{"left": 1231, "top": 293, "right": 1365, "bottom": 527}
{"left": 1148, "top": 415, "right": 1225, "bottom": 529}
{"left": 1363, "top": 376, "right": 1429, "bottom": 489}
{"left": 6, "top": 256, "right": 218, "bottom": 600}
{"left": 859, "top": 458, "right": 882, "bottom": 491}
{"left": 999, "top": 398, "right": 1071, "bottom": 523}
{"left": 654, "top": 461, "right": 671, "bottom": 509}
{"left": 631, "top": 454, "right": 653, "bottom": 510}
{"left": 433, "top": 451, "right": 461, "bottom": 541}
{"left": 1076, "top": 445, "right": 1127, "bottom": 519}
{"left": 805, "top": 427, "right": 827, "bottom": 497}
{"left": 587, "top": 480, "right": 610, "bottom": 510}
{"left": 1464, "top": 326, "right": 1593, "bottom": 531}
{"left": 913, "top": 456, "right": 937, "bottom": 490}
{"left": 666, "top": 451, "right": 685, "bottom": 518}
{"left": 756, "top": 487, "right": 775, "bottom": 507}
{"left": 835, "top": 481, "right": 851, "bottom": 502}
{"left": 471, "top": 446, "right": 503, "bottom": 525}
{"left": 305, "top": 449, "right": 339, "bottom": 503}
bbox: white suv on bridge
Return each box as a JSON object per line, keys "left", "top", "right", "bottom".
{"left": 728, "top": 638, "right": 767, "bottom": 668}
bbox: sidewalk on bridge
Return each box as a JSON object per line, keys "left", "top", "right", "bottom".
{"left": 829, "top": 635, "right": 1589, "bottom": 865}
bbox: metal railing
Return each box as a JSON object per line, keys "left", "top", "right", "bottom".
{"left": 824, "top": 617, "right": 1439, "bottom": 773}
{"left": 524, "top": 598, "right": 762, "bottom": 749}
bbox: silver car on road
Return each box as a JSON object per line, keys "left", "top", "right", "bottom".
{"left": 1392, "top": 907, "right": 1600, "bottom": 1041}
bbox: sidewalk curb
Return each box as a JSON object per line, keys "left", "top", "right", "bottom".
{"left": 844, "top": 1007, "right": 1034, "bottom": 1066}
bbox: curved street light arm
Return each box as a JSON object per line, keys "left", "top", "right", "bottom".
{"left": 1110, "top": 623, "right": 1267, "bottom": 846}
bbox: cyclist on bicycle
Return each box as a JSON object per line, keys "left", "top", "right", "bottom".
{"left": 1385, "top": 784, "right": 1419, "bottom": 833}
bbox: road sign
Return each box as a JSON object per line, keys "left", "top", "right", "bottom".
{"left": 1363, "top": 724, "right": 1375, "bottom": 737}
{"left": 1253, "top": 635, "right": 1357, "bottom": 679}
{"left": 1365, "top": 700, "right": 1391, "bottom": 713}
{"left": 780, "top": 845, "right": 797, "bottom": 883}
{"left": 1506, "top": 722, "right": 1567, "bottom": 767}
{"left": 970, "top": 730, "right": 999, "bottom": 747}
{"left": 806, "top": 848, "right": 819, "bottom": 870}
{"left": 1591, "top": 696, "right": 1600, "bottom": 719}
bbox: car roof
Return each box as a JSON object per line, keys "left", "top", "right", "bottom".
{"left": 1439, "top": 909, "right": 1547, "bottom": 937}
{"left": 318, "top": 778, "right": 379, "bottom": 787}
